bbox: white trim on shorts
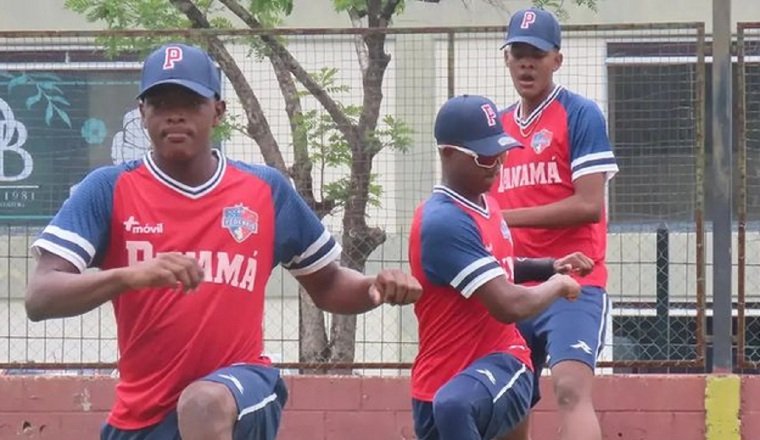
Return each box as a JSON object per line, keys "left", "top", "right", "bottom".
{"left": 492, "top": 363, "right": 528, "bottom": 403}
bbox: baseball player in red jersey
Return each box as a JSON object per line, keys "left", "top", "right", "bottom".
{"left": 409, "top": 94, "right": 593, "bottom": 440}
{"left": 26, "top": 43, "right": 422, "bottom": 440}
{"left": 490, "top": 8, "right": 619, "bottom": 440}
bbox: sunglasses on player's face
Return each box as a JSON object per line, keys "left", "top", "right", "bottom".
{"left": 439, "top": 144, "right": 504, "bottom": 169}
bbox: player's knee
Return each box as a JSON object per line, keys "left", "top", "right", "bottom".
{"left": 552, "top": 372, "right": 592, "bottom": 410}
{"left": 177, "top": 381, "right": 237, "bottom": 424}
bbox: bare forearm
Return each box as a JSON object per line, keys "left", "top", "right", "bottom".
{"left": 502, "top": 195, "right": 601, "bottom": 228}
{"left": 496, "top": 281, "right": 562, "bottom": 323}
{"left": 304, "top": 268, "right": 376, "bottom": 314}
{"left": 26, "top": 268, "right": 129, "bottom": 321}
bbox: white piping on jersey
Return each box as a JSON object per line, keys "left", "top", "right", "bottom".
{"left": 451, "top": 256, "right": 496, "bottom": 287}
{"left": 238, "top": 392, "right": 278, "bottom": 421}
{"left": 286, "top": 230, "right": 332, "bottom": 266}
{"left": 42, "top": 225, "right": 96, "bottom": 257}
{"left": 433, "top": 185, "right": 489, "bottom": 219}
{"left": 513, "top": 84, "right": 563, "bottom": 130}
{"left": 492, "top": 362, "right": 528, "bottom": 403}
{"left": 570, "top": 151, "right": 616, "bottom": 169}
{"left": 573, "top": 164, "right": 619, "bottom": 182}
{"left": 31, "top": 225, "right": 96, "bottom": 273}
{"left": 571, "top": 151, "right": 619, "bottom": 181}
{"left": 461, "top": 267, "right": 506, "bottom": 298}
{"left": 31, "top": 239, "right": 88, "bottom": 273}
{"left": 287, "top": 242, "right": 342, "bottom": 277}
{"left": 143, "top": 148, "right": 226, "bottom": 199}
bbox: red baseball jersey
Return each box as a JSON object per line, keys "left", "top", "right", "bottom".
{"left": 32, "top": 150, "right": 341, "bottom": 429}
{"left": 490, "top": 85, "right": 618, "bottom": 288}
{"left": 408, "top": 185, "right": 532, "bottom": 402}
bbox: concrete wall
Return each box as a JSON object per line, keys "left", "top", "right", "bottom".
{"left": 0, "top": 374, "right": 731, "bottom": 440}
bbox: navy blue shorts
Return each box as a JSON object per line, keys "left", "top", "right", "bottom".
{"left": 517, "top": 285, "right": 610, "bottom": 406}
{"left": 101, "top": 364, "right": 287, "bottom": 440}
{"left": 412, "top": 353, "right": 533, "bottom": 440}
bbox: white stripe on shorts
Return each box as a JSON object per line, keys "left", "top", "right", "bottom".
{"left": 492, "top": 363, "right": 528, "bottom": 404}
{"left": 238, "top": 392, "right": 278, "bottom": 421}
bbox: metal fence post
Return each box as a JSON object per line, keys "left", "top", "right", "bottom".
{"left": 711, "top": 0, "right": 734, "bottom": 373}
{"left": 656, "top": 224, "right": 671, "bottom": 359}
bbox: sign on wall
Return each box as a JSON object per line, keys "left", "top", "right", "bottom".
{"left": 0, "top": 70, "right": 148, "bottom": 222}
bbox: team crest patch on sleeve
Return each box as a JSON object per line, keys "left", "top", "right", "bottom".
{"left": 222, "top": 204, "right": 259, "bottom": 243}
{"left": 531, "top": 128, "right": 553, "bottom": 154}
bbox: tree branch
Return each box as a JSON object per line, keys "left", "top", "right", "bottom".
{"left": 168, "top": 0, "right": 287, "bottom": 173}
{"left": 348, "top": 8, "right": 370, "bottom": 73}
{"left": 218, "top": 0, "right": 359, "bottom": 146}
{"left": 379, "top": 0, "right": 403, "bottom": 27}
{"left": 356, "top": 1, "right": 391, "bottom": 151}
{"left": 366, "top": 0, "right": 381, "bottom": 27}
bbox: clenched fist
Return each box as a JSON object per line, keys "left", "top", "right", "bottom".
{"left": 122, "top": 253, "right": 205, "bottom": 292}
{"left": 368, "top": 269, "right": 423, "bottom": 306}
{"left": 548, "top": 273, "right": 581, "bottom": 301}
{"left": 553, "top": 252, "right": 594, "bottom": 277}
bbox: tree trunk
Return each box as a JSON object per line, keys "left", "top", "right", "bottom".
{"left": 298, "top": 285, "right": 329, "bottom": 373}
{"left": 327, "top": 151, "right": 387, "bottom": 372}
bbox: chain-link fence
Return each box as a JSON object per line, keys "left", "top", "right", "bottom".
{"left": 737, "top": 22, "right": 760, "bottom": 371}
{"left": 0, "top": 24, "right": 707, "bottom": 373}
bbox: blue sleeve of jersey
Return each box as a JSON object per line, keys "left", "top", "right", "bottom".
{"left": 420, "top": 203, "right": 505, "bottom": 298}
{"left": 567, "top": 98, "right": 619, "bottom": 181}
{"left": 245, "top": 164, "right": 341, "bottom": 276}
{"left": 31, "top": 166, "right": 122, "bottom": 272}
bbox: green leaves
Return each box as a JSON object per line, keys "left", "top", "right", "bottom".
{"left": 248, "top": 0, "right": 291, "bottom": 26}
{"left": 212, "top": 113, "right": 248, "bottom": 143}
{"left": 295, "top": 68, "right": 413, "bottom": 211}
{"left": 66, "top": 0, "right": 293, "bottom": 31}
{"left": 333, "top": 0, "right": 367, "bottom": 13}
{"left": 530, "top": 0, "right": 598, "bottom": 20}
{"left": 64, "top": 0, "right": 419, "bottom": 213}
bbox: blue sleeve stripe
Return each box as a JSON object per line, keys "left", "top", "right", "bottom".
{"left": 31, "top": 239, "right": 88, "bottom": 273}
{"left": 42, "top": 225, "right": 96, "bottom": 256}
{"left": 571, "top": 157, "right": 618, "bottom": 173}
{"left": 451, "top": 256, "right": 496, "bottom": 286}
{"left": 452, "top": 258, "right": 501, "bottom": 292}
{"left": 459, "top": 267, "right": 506, "bottom": 298}
{"left": 570, "top": 151, "right": 615, "bottom": 170}
{"left": 572, "top": 163, "right": 620, "bottom": 181}
{"left": 38, "top": 231, "right": 92, "bottom": 264}
{"left": 287, "top": 242, "right": 342, "bottom": 277}
{"left": 285, "top": 230, "right": 332, "bottom": 266}
{"left": 284, "top": 234, "right": 337, "bottom": 270}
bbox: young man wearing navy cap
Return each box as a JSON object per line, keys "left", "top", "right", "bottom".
{"left": 489, "top": 8, "right": 620, "bottom": 440}
{"left": 408, "top": 94, "right": 593, "bottom": 440}
{"left": 26, "top": 42, "right": 422, "bottom": 440}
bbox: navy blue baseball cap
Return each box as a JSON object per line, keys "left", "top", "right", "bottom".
{"left": 138, "top": 43, "right": 221, "bottom": 99}
{"left": 501, "top": 8, "right": 561, "bottom": 52}
{"left": 434, "top": 95, "right": 521, "bottom": 156}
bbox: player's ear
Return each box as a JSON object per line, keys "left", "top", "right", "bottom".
{"left": 553, "top": 51, "right": 563, "bottom": 71}
{"left": 212, "top": 99, "right": 226, "bottom": 126}
{"left": 138, "top": 100, "right": 147, "bottom": 127}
